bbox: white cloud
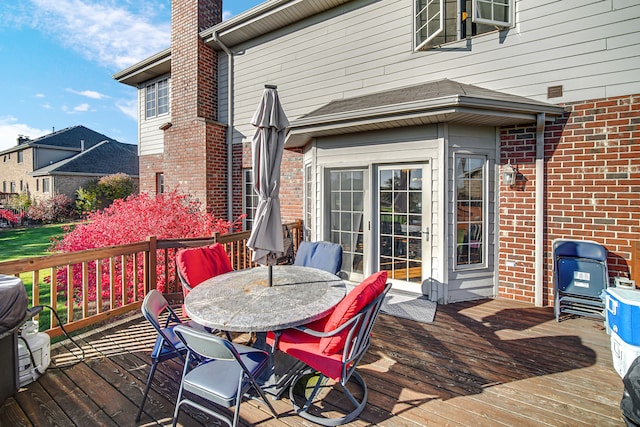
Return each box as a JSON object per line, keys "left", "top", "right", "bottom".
{"left": 29, "top": 0, "right": 171, "bottom": 70}
{"left": 116, "top": 97, "right": 138, "bottom": 121}
{"left": 35, "top": 93, "right": 45, "bottom": 98}
{"left": 73, "top": 103, "right": 91, "bottom": 113}
{"left": 222, "top": 10, "right": 232, "bottom": 21}
{"left": 67, "top": 88, "right": 108, "bottom": 100}
{"left": 0, "top": 116, "right": 49, "bottom": 152}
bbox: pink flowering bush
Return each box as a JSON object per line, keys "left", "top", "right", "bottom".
{"left": 51, "top": 190, "right": 244, "bottom": 308}
{"left": 0, "top": 209, "right": 25, "bottom": 226}
{"left": 28, "top": 194, "right": 74, "bottom": 223}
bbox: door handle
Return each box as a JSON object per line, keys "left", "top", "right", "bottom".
{"left": 423, "top": 227, "right": 430, "bottom": 241}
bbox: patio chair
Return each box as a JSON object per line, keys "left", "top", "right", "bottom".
{"left": 267, "top": 271, "right": 390, "bottom": 426}
{"left": 135, "top": 290, "right": 208, "bottom": 422}
{"left": 176, "top": 243, "right": 233, "bottom": 303}
{"left": 172, "top": 324, "right": 278, "bottom": 427}
{"left": 553, "top": 239, "right": 608, "bottom": 321}
{"left": 293, "top": 241, "right": 343, "bottom": 275}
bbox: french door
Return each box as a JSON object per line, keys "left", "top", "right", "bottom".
{"left": 377, "top": 164, "right": 431, "bottom": 292}
{"left": 326, "top": 163, "right": 431, "bottom": 292}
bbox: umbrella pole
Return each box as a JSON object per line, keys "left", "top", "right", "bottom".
{"left": 269, "top": 264, "right": 273, "bottom": 287}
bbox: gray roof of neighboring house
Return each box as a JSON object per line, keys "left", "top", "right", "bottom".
{"left": 30, "top": 140, "right": 139, "bottom": 177}
{"left": 0, "top": 125, "right": 116, "bottom": 155}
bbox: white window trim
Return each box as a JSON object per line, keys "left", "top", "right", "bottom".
{"left": 414, "top": 0, "right": 514, "bottom": 51}
{"left": 453, "top": 153, "right": 488, "bottom": 271}
{"left": 414, "top": 0, "right": 444, "bottom": 51}
{"left": 472, "top": 0, "right": 512, "bottom": 27}
{"left": 145, "top": 77, "right": 170, "bottom": 120}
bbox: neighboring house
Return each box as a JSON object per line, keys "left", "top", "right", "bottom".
{"left": 0, "top": 125, "right": 139, "bottom": 201}
{"left": 114, "top": 0, "right": 640, "bottom": 305}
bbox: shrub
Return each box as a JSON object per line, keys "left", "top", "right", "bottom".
{"left": 97, "top": 173, "right": 137, "bottom": 203}
{"left": 27, "top": 194, "right": 74, "bottom": 223}
{"left": 0, "top": 209, "right": 25, "bottom": 226}
{"left": 75, "top": 173, "right": 137, "bottom": 215}
{"left": 51, "top": 190, "right": 244, "bottom": 306}
{"left": 7, "top": 191, "right": 32, "bottom": 211}
{"left": 75, "top": 186, "right": 99, "bottom": 214}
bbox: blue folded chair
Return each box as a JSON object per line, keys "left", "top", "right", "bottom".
{"left": 293, "top": 241, "right": 343, "bottom": 275}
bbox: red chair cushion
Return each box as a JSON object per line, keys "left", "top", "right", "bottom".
{"left": 266, "top": 327, "right": 345, "bottom": 381}
{"left": 176, "top": 243, "right": 233, "bottom": 288}
{"left": 318, "top": 271, "right": 387, "bottom": 355}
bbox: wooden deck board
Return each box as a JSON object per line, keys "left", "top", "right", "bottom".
{"left": 0, "top": 298, "right": 626, "bottom": 426}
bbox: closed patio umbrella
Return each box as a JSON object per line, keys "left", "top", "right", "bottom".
{"left": 247, "top": 85, "right": 289, "bottom": 283}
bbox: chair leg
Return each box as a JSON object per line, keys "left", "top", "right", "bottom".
{"left": 289, "top": 370, "right": 368, "bottom": 426}
{"left": 135, "top": 359, "right": 159, "bottom": 422}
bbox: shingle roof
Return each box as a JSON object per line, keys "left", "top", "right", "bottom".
{"left": 1, "top": 125, "right": 115, "bottom": 154}
{"left": 31, "top": 140, "right": 139, "bottom": 176}
{"left": 302, "top": 79, "right": 559, "bottom": 118}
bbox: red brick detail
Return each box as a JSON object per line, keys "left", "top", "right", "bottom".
{"left": 143, "top": 0, "right": 227, "bottom": 216}
{"left": 499, "top": 94, "right": 640, "bottom": 305}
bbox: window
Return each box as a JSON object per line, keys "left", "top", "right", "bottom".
{"left": 474, "top": 0, "right": 510, "bottom": 26}
{"left": 304, "top": 164, "right": 312, "bottom": 240}
{"left": 19, "top": 180, "right": 23, "bottom": 191}
{"left": 145, "top": 78, "right": 169, "bottom": 119}
{"left": 10, "top": 182, "right": 16, "bottom": 193}
{"left": 327, "top": 169, "right": 365, "bottom": 277}
{"left": 243, "top": 169, "right": 258, "bottom": 231}
{"left": 36, "top": 179, "right": 39, "bottom": 191}
{"left": 2, "top": 181, "right": 6, "bottom": 192}
{"left": 17, "top": 151, "right": 23, "bottom": 163}
{"left": 454, "top": 155, "right": 486, "bottom": 268}
{"left": 42, "top": 178, "right": 50, "bottom": 193}
{"left": 414, "top": 0, "right": 512, "bottom": 50}
{"left": 156, "top": 172, "right": 165, "bottom": 194}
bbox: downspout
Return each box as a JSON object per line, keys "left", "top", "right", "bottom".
{"left": 212, "top": 32, "right": 235, "bottom": 221}
{"left": 535, "top": 113, "right": 545, "bottom": 306}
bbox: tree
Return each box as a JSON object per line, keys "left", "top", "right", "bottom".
{"left": 51, "top": 190, "right": 243, "bottom": 307}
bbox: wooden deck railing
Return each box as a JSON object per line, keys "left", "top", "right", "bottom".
{"left": 0, "top": 220, "right": 302, "bottom": 338}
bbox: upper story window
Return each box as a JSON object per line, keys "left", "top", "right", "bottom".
{"left": 454, "top": 154, "right": 486, "bottom": 269}
{"left": 17, "top": 151, "right": 23, "bottom": 163}
{"left": 145, "top": 78, "right": 169, "bottom": 119}
{"left": 414, "top": 0, "right": 512, "bottom": 50}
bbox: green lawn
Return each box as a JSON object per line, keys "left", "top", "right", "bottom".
{"left": 0, "top": 223, "right": 71, "bottom": 262}
{"left": 0, "top": 223, "right": 75, "bottom": 332}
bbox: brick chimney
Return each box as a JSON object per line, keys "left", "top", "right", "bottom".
{"left": 163, "top": 0, "right": 227, "bottom": 217}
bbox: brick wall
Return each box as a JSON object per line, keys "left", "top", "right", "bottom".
{"left": 499, "top": 94, "right": 640, "bottom": 305}
{"left": 160, "top": 0, "right": 227, "bottom": 217}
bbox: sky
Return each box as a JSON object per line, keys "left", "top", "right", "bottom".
{"left": 0, "top": 0, "right": 264, "bottom": 152}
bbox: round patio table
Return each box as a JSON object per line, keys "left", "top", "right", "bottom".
{"left": 183, "top": 265, "right": 346, "bottom": 333}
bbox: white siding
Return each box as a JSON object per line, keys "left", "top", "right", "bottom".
{"left": 223, "top": 0, "right": 640, "bottom": 143}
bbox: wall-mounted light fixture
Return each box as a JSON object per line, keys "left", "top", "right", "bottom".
{"left": 502, "top": 162, "right": 517, "bottom": 186}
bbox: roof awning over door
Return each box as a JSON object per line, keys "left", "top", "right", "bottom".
{"left": 285, "top": 79, "right": 565, "bottom": 148}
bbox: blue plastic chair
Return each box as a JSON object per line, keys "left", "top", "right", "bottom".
{"left": 293, "top": 241, "right": 343, "bottom": 275}
{"left": 553, "top": 239, "right": 608, "bottom": 321}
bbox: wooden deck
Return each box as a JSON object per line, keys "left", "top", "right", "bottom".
{"left": 0, "top": 298, "right": 625, "bottom": 426}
